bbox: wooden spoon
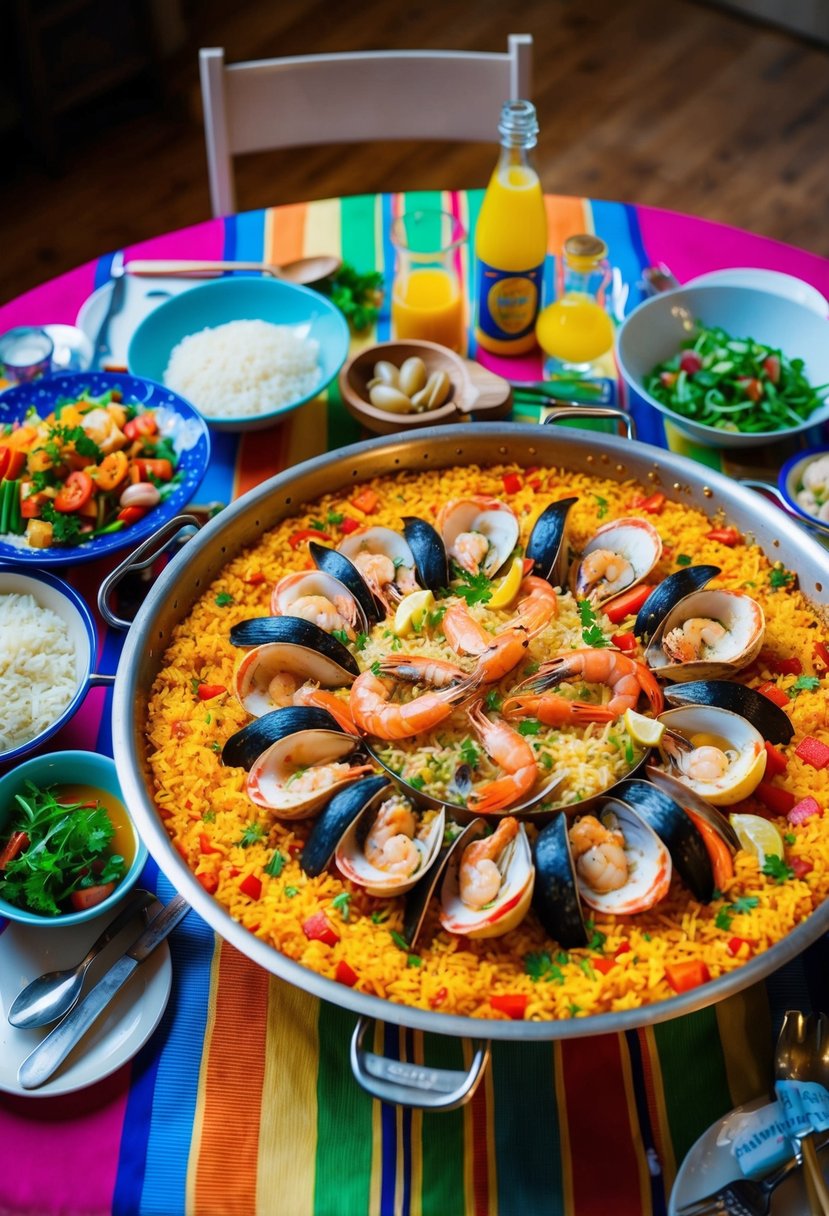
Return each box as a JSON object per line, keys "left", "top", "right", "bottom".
{"left": 123, "top": 254, "right": 341, "bottom": 287}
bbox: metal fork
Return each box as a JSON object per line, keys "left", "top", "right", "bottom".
{"left": 674, "top": 1151, "right": 804, "bottom": 1216}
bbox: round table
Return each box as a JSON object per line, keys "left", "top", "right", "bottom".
{"left": 1, "top": 191, "right": 829, "bottom": 1216}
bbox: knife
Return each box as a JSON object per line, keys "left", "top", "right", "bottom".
{"left": 18, "top": 893, "right": 189, "bottom": 1090}
{"left": 91, "top": 250, "right": 126, "bottom": 367}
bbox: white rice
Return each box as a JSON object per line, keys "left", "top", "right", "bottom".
{"left": 163, "top": 319, "right": 321, "bottom": 419}
{"left": 0, "top": 593, "right": 77, "bottom": 753}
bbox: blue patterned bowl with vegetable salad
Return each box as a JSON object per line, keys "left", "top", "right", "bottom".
{"left": 616, "top": 284, "right": 829, "bottom": 448}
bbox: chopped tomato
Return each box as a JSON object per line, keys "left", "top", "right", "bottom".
{"left": 757, "top": 681, "right": 790, "bottom": 709}
{"left": 94, "top": 450, "right": 129, "bottom": 491}
{"left": 684, "top": 807, "right": 734, "bottom": 889}
{"left": 338, "top": 516, "right": 360, "bottom": 534}
{"left": 199, "top": 832, "right": 222, "bottom": 854}
{"left": 611, "top": 631, "right": 638, "bottom": 653}
{"left": 769, "top": 656, "right": 802, "bottom": 676}
{"left": 763, "top": 741, "right": 789, "bottom": 777}
{"left": 134, "top": 457, "right": 173, "bottom": 482}
{"left": 490, "top": 993, "right": 528, "bottom": 1020}
{"left": 335, "top": 960, "right": 359, "bottom": 987}
{"left": 302, "top": 911, "right": 340, "bottom": 946}
{"left": 614, "top": 941, "right": 631, "bottom": 958}
{"left": 792, "top": 857, "right": 815, "bottom": 880}
{"left": 117, "top": 505, "right": 147, "bottom": 526}
{"left": 19, "top": 483, "right": 48, "bottom": 519}
{"left": 660, "top": 371, "right": 677, "bottom": 388}
{"left": 245, "top": 570, "right": 266, "bottom": 585}
{"left": 755, "top": 781, "right": 796, "bottom": 816}
{"left": 502, "top": 472, "right": 522, "bottom": 495}
{"left": 705, "top": 527, "right": 742, "bottom": 546}
{"left": 814, "top": 642, "right": 829, "bottom": 668}
{"left": 289, "top": 528, "right": 332, "bottom": 550}
{"left": 604, "top": 584, "right": 654, "bottom": 624}
{"left": 762, "top": 355, "right": 781, "bottom": 385}
{"left": 795, "top": 736, "right": 829, "bottom": 770}
{"left": 239, "top": 873, "right": 262, "bottom": 901}
{"left": 197, "top": 683, "right": 226, "bottom": 700}
{"left": 123, "top": 413, "right": 158, "bottom": 440}
{"left": 350, "top": 488, "right": 379, "bottom": 514}
{"left": 429, "top": 986, "right": 448, "bottom": 1008}
{"left": 197, "top": 871, "right": 219, "bottom": 894}
{"left": 631, "top": 492, "right": 666, "bottom": 515}
{"left": 69, "top": 883, "right": 115, "bottom": 911}
{"left": 736, "top": 376, "right": 763, "bottom": 402}
{"left": 0, "top": 448, "right": 26, "bottom": 480}
{"left": 788, "top": 796, "right": 822, "bottom": 826}
{"left": 679, "top": 351, "right": 703, "bottom": 375}
{"left": 0, "top": 830, "right": 28, "bottom": 870}
{"left": 727, "top": 937, "right": 752, "bottom": 958}
{"left": 665, "top": 960, "right": 711, "bottom": 994}
{"left": 592, "top": 958, "right": 616, "bottom": 975}
{"left": 54, "top": 470, "right": 94, "bottom": 512}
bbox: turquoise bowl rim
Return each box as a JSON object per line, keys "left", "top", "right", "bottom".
{"left": 0, "top": 750, "right": 148, "bottom": 927}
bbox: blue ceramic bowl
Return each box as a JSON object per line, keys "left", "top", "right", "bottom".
{"left": 777, "top": 447, "right": 829, "bottom": 535}
{"left": 616, "top": 284, "right": 829, "bottom": 448}
{"left": 0, "top": 750, "right": 148, "bottom": 927}
{"left": 126, "top": 277, "right": 350, "bottom": 431}
{"left": 0, "top": 371, "right": 210, "bottom": 566}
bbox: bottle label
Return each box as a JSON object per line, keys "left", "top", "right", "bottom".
{"left": 477, "top": 261, "right": 543, "bottom": 342}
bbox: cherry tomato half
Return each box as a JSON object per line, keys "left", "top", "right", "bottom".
{"left": 54, "top": 471, "right": 94, "bottom": 513}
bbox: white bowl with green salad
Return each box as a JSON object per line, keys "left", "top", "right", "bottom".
{"left": 616, "top": 284, "right": 829, "bottom": 447}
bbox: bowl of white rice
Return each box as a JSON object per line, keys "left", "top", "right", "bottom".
{"left": 126, "top": 277, "right": 350, "bottom": 431}
{"left": 0, "top": 566, "right": 107, "bottom": 765}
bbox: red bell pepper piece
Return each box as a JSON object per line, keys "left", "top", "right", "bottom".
{"left": 490, "top": 993, "right": 529, "bottom": 1020}
{"left": 792, "top": 857, "right": 815, "bottom": 880}
{"left": 239, "top": 873, "right": 262, "bottom": 901}
{"left": 788, "top": 796, "right": 822, "bottom": 826}
{"left": 630, "top": 492, "right": 666, "bottom": 515}
{"left": 0, "top": 830, "right": 28, "bottom": 870}
{"left": 664, "top": 960, "right": 711, "bottom": 994}
{"left": 302, "top": 911, "right": 340, "bottom": 946}
{"left": 705, "top": 527, "right": 741, "bottom": 547}
{"left": 763, "top": 741, "right": 788, "bottom": 777}
{"left": 429, "top": 986, "right": 448, "bottom": 1008}
{"left": 197, "top": 871, "right": 219, "bottom": 894}
{"left": 755, "top": 781, "right": 797, "bottom": 816}
{"left": 603, "top": 584, "right": 654, "bottom": 625}
{"left": 245, "top": 570, "right": 266, "bottom": 585}
{"left": 199, "top": 832, "right": 222, "bottom": 855}
{"left": 769, "top": 656, "right": 803, "bottom": 676}
{"left": 197, "top": 683, "right": 226, "bottom": 700}
{"left": 592, "top": 957, "right": 616, "bottom": 975}
{"left": 350, "top": 488, "right": 379, "bottom": 514}
{"left": 1, "top": 449, "right": 26, "bottom": 480}
{"left": 795, "top": 736, "right": 829, "bottom": 771}
{"left": 611, "top": 631, "right": 638, "bottom": 653}
{"left": 338, "top": 516, "right": 360, "bottom": 534}
{"left": 335, "top": 960, "right": 359, "bottom": 988}
{"left": 757, "top": 681, "right": 790, "bottom": 709}
{"left": 117, "top": 505, "right": 148, "bottom": 526}
{"left": 814, "top": 641, "right": 829, "bottom": 668}
{"left": 614, "top": 941, "right": 631, "bottom": 958}
{"left": 502, "top": 472, "right": 522, "bottom": 495}
{"left": 726, "top": 937, "right": 752, "bottom": 958}
{"left": 288, "top": 528, "right": 331, "bottom": 550}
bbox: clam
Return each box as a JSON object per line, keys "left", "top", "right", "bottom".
{"left": 246, "top": 726, "right": 374, "bottom": 819}
{"left": 656, "top": 704, "right": 767, "bottom": 806}
{"left": 570, "top": 516, "right": 662, "bottom": 608}
{"left": 338, "top": 525, "right": 420, "bottom": 608}
{"left": 222, "top": 705, "right": 344, "bottom": 771}
{"left": 663, "top": 679, "right": 794, "bottom": 745}
{"left": 301, "top": 776, "right": 392, "bottom": 876}
{"left": 439, "top": 817, "right": 534, "bottom": 939}
{"left": 402, "top": 516, "right": 449, "bottom": 593}
{"left": 437, "top": 496, "right": 519, "bottom": 580}
{"left": 271, "top": 569, "right": 369, "bottom": 638}
{"left": 525, "top": 496, "right": 578, "bottom": 587}
{"left": 533, "top": 814, "right": 589, "bottom": 948}
{"left": 233, "top": 634, "right": 356, "bottom": 719}
{"left": 335, "top": 792, "right": 445, "bottom": 896}
{"left": 567, "top": 800, "right": 672, "bottom": 916}
{"left": 309, "top": 542, "right": 383, "bottom": 624}
{"left": 633, "top": 565, "right": 720, "bottom": 639}
{"left": 617, "top": 777, "right": 717, "bottom": 902}
{"left": 644, "top": 589, "right": 765, "bottom": 681}
{"left": 230, "top": 616, "right": 359, "bottom": 672}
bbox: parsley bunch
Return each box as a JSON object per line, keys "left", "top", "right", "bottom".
{"left": 317, "top": 262, "right": 384, "bottom": 332}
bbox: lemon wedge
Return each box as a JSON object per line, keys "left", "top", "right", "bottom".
{"left": 729, "top": 814, "right": 785, "bottom": 866}
{"left": 393, "top": 589, "right": 435, "bottom": 637}
{"left": 487, "top": 556, "right": 525, "bottom": 610}
{"left": 623, "top": 708, "right": 665, "bottom": 748}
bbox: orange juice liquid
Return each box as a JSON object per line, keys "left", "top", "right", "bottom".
{"left": 535, "top": 293, "right": 615, "bottom": 365}
{"left": 475, "top": 162, "right": 548, "bottom": 355}
{"left": 391, "top": 267, "right": 465, "bottom": 352}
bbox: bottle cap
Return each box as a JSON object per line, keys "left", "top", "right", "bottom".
{"left": 563, "top": 234, "right": 608, "bottom": 271}
{"left": 498, "top": 100, "right": 539, "bottom": 147}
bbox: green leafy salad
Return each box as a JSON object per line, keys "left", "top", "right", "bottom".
{"left": 645, "top": 324, "right": 828, "bottom": 434}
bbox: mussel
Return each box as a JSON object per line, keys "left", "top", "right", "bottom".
{"left": 229, "top": 616, "right": 359, "bottom": 673}
{"left": 335, "top": 792, "right": 445, "bottom": 896}
{"left": 644, "top": 589, "right": 765, "bottom": 682}
{"left": 570, "top": 516, "right": 662, "bottom": 608}
{"left": 663, "top": 680, "right": 794, "bottom": 745}
{"left": 308, "top": 542, "right": 383, "bottom": 624}
{"left": 526, "top": 497, "right": 578, "bottom": 586}
{"left": 567, "top": 800, "right": 672, "bottom": 916}
{"left": 617, "top": 777, "right": 718, "bottom": 901}
{"left": 633, "top": 565, "right": 720, "bottom": 640}
{"left": 246, "top": 725, "right": 374, "bottom": 819}
{"left": 439, "top": 817, "right": 534, "bottom": 939}
{"left": 656, "top": 704, "right": 767, "bottom": 806}
{"left": 402, "top": 516, "right": 449, "bottom": 593}
{"left": 271, "top": 569, "right": 369, "bottom": 638}
{"left": 232, "top": 627, "right": 357, "bottom": 719}
{"left": 338, "top": 526, "right": 419, "bottom": 609}
{"left": 301, "top": 776, "right": 392, "bottom": 876}
{"left": 438, "top": 496, "right": 519, "bottom": 579}
{"left": 222, "top": 705, "right": 344, "bottom": 771}
{"left": 533, "top": 814, "right": 589, "bottom": 948}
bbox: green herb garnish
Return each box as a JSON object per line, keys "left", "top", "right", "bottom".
{"left": 788, "top": 675, "right": 820, "bottom": 699}
{"left": 517, "top": 719, "right": 542, "bottom": 736}
{"left": 332, "top": 892, "right": 351, "bottom": 921}
{"left": 762, "top": 854, "right": 795, "bottom": 883}
{"left": 317, "top": 262, "right": 384, "bottom": 331}
{"left": 452, "top": 567, "right": 493, "bottom": 607}
{"left": 238, "top": 822, "right": 265, "bottom": 847}
{"left": 264, "top": 850, "right": 285, "bottom": 877}
{"left": 578, "top": 599, "right": 609, "bottom": 648}
{"left": 770, "top": 566, "right": 795, "bottom": 590}
{"left": 214, "top": 592, "right": 234, "bottom": 607}
{"left": 676, "top": 554, "right": 692, "bottom": 566}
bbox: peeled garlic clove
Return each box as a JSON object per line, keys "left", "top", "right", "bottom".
{"left": 120, "top": 481, "right": 162, "bottom": 508}
{"left": 369, "top": 384, "right": 414, "bottom": 414}
{"left": 411, "top": 371, "right": 452, "bottom": 411}
{"left": 372, "top": 361, "right": 400, "bottom": 387}
{"left": 398, "top": 356, "right": 427, "bottom": 397}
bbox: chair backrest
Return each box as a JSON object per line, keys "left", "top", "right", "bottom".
{"left": 199, "top": 36, "right": 533, "bottom": 217}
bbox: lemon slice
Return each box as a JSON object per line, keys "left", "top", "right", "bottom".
{"left": 729, "top": 813, "right": 785, "bottom": 866}
{"left": 393, "top": 589, "right": 435, "bottom": 637}
{"left": 487, "top": 556, "right": 525, "bottom": 610}
{"left": 623, "top": 708, "right": 665, "bottom": 748}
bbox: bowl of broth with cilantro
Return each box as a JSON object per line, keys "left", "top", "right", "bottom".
{"left": 0, "top": 750, "right": 147, "bottom": 926}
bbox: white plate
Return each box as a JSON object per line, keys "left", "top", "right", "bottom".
{"left": 687, "top": 268, "right": 829, "bottom": 317}
{"left": 0, "top": 896, "right": 172, "bottom": 1097}
{"left": 76, "top": 275, "right": 195, "bottom": 370}
{"left": 670, "top": 1096, "right": 829, "bottom": 1215}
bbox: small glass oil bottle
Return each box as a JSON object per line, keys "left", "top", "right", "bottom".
{"left": 535, "top": 234, "right": 614, "bottom": 377}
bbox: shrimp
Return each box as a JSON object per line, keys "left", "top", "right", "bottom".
{"left": 523, "top": 648, "right": 663, "bottom": 718}
{"left": 443, "top": 602, "right": 493, "bottom": 657}
{"left": 459, "top": 816, "right": 519, "bottom": 909}
{"left": 662, "top": 733, "right": 733, "bottom": 783}
{"left": 568, "top": 814, "right": 628, "bottom": 893}
{"left": 267, "top": 671, "right": 302, "bottom": 706}
{"left": 502, "top": 691, "right": 616, "bottom": 727}
{"left": 505, "top": 576, "right": 559, "bottom": 634}
{"left": 576, "top": 548, "right": 634, "bottom": 600}
{"left": 662, "top": 617, "right": 727, "bottom": 664}
{"left": 292, "top": 683, "right": 357, "bottom": 733}
{"left": 465, "top": 703, "right": 538, "bottom": 813}
{"left": 450, "top": 531, "right": 490, "bottom": 575}
{"left": 349, "top": 671, "right": 476, "bottom": 740}
{"left": 79, "top": 407, "right": 128, "bottom": 455}
{"left": 377, "top": 655, "right": 469, "bottom": 689}
{"left": 364, "top": 796, "right": 420, "bottom": 876}
{"left": 352, "top": 551, "right": 402, "bottom": 609}
{"left": 283, "top": 594, "right": 357, "bottom": 639}
{"left": 472, "top": 629, "right": 531, "bottom": 685}
{"left": 283, "top": 760, "right": 374, "bottom": 795}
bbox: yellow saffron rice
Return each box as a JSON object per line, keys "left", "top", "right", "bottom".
{"left": 144, "top": 463, "right": 829, "bottom": 1021}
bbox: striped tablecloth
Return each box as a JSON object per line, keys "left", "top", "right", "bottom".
{"left": 2, "top": 192, "right": 829, "bottom": 1216}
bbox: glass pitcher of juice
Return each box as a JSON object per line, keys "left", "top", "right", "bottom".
{"left": 474, "top": 99, "right": 547, "bottom": 356}
{"left": 390, "top": 210, "right": 466, "bottom": 353}
{"left": 535, "top": 234, "right": 615, "bottom": 376}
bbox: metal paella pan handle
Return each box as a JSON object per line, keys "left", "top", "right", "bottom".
{"left": 350, "top": 1017, "right": 491, "bottom": 1111}
{"left": 542, "top": 405, "right": 637, "bottom": 440}
{"left": 98, "top": 513, "right": 203, "bottom": 630}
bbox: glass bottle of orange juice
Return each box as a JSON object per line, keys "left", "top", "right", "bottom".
{"left": 535, "top": 234, "right": 615, "bottom": 375}
{"left": 474, "top": 100, "right": 547, "bottom": 356}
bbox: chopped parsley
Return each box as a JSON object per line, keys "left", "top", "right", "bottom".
{"left": 354, "top": 632, "right": 369, "bottom": 651}
{"left": 370, "top": 660, "right": 383, "bottom": 678}
{"left": 332, "top": 628, "right": 351, "bottom": 646}
{"left": 264, "top": 850, "right": 285, "bottom": 877}
{"left": 578, "top": 599, "right": 609, "bottom": 648}
{"left": 784, "top": 832, "right": 797, "bottom": 846}
{"left": 371, "top": 909, "right": 390, "bottom": 924}
{"left": 390, "top": 930, "right": 410, "bottom": 952}
{"left": 762, "top": 854, "right": 794, "bottom": 883}
{"left": 408, "top": 775, "right": 425, "bottom": 790}
{"left": 459, "top": 738, "right": 480, "bottom": 768}
{"left": 202, "top": 810, "right": 216, "bottom": 823}
{"left": 733, "top": 895, "right": 759, "bottom": 914}
{"left": 484, "top": 689, "right": 503, "bottom": 712}
{"left": 214, "top": 592, "right": 234, "bottom": 607}
{"left": 676, "top": 554, "right": 692, "bottom": 566}
{"left": 586, "top": 922, "right": 607, "bottom": 951}
{"left": 238, "top": 822, "right": 265, "bottom": 847}
{"left": 517, "top": 718, "right": 542, "bottom": 736}
{"left": 40, "top": 501, "right": 84, "bottom": 545}
{"left": 406, "top": 954, "right": 422, "bottom": 968}
{"left": 769, "top": 566, "right": 795, "bottom": 589}
{"left": 716, "top": 893, "right": 761, "bottom": 931}
{"left": 593, "top": 495, "right": 609, "bottom": 519}
{"left": 524, "top": 950, "right": 565, "bottom": 984}
{"left": 332, "top": 892, "right": 351, "bottom": 921}
{"left": 326, "top": 511, "right": 344, "bottom": 525}
{"left": 426, "top": 605, "right": 447, "bottom": 629}
{"left": 284, "top": 885, "right": 299, "bottom": 898}
{"left": 452, "top": 567, "right": 492, "bottom": 607}
{"left": 788, "top": 675, "right": 820, "bottom": 699}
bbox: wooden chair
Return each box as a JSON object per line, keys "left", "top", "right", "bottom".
{"left": 199, "top": 36, "right": 533, "bottom": 217}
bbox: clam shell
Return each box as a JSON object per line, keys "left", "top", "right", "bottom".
{"left": 234, "top": 641, "right": 356, "bottom": 717}
{"left": 438, "top": 496, "right": 520, "bottom": 579}
{"left": 526, "top": 497, "right": 578, "bottom": 587}
{"left": 569, "top": 799, "right": 672, "bottom": 916}
{"left": 246, "top": 727, "right": 364, "bottom": 818}
{"left": 338, "top": 526, "right": 418, "bottom": 601}
{"left": 222, "top": 705, "right": 343, "bottom": 770}
{"left": 634, "top": 565, "right": 720, "bottom": 639}
{"left": 271, "top": 569, "right": 369, "bottom": 634}
{"left": 439, "top": 819, "right": 534, "bottom": 939}
{"left": 532, "top": 814, "right": 589, "bottom": 948}
{"left": 663, "top": 680, "right": 794, "bottom": 744}
{"left": 570, "top": 516, "right": 662, "bottom": 607}
{"left": 301, "top": 776, "right": 392, "bottom": 876}
{"left": 656, "top": 704, "right": 767, "bottom": 806}
{"left": 402, "top": 516, "right": 449, "bottom": 592}
{"left": 645, "top": 588, "right": 765, "bottom": 681}
{"left": 335, "top": 795, "right": 445, "bottom": 896}
{"left": 308, "top": 542, "right": 383, "bottom": 623}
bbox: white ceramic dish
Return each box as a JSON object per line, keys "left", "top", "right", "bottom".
{"left": 76, "top": 275, "right": 195, "bottom": 370}
{"left": 669, "top": 1096, "right": 828, "bottom": 1215}
{"left": 687, "top": 268, "right": 828, "bottom": 318}
{"left": 0, "top": 898, "right": 171, "bottom": 1096}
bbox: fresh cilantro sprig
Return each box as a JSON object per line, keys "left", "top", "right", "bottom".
{"left": 524, "top": 950, "right": 565, "bottom": 984}
{"left": 317, "top": 262, "right": 384, "bottom": 332}
{"left": 238, "top": 822, "right": 265, "bottom": 847}
{"left": 715, "top": 894, "right": 760, "bottom": 932}
{"left": 769, "top": 566, "right": 795, "bottom": 590}
{"left": 577, "top": 599, "right": 609, "bottom": 648}
{"left": 762, "top": 855, "right": 795, "bottom": 883}
{"left": 788, "top": 675, "right": 820, "bottom": 699}
{"left": 451, "top": 566, "right": 493, "bottom": 607}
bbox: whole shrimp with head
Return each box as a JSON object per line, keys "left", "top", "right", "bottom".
{"left": 348, "top": 661, "right": 479, "bottom": 741}
{"left": 464, "top": 702, "right": 543, "bottom": 813}
{"left": 505, "top": 647, "right": 663, "bottom": 725}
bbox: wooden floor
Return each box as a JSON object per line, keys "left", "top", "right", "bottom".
{"left": 3, "top": 0, "right": 829, "bottom": 304}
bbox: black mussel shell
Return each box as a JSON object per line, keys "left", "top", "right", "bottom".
{"left": 617, "top": 778, "right": 714, "bottom": 903}
{"left": 301, "top": 775, "right": 391, "bottom": 876}
{"left": 402, "top": 516, "right": 449, "bottom": 593}
{"left": 222, "top": 705, "right": 344, "bottom": 770}
{"left": 633, "top": 566, "right": 721, "bottom": 639}
{"left": 526, "top": 497, "right": 578, "bottom": 586}
{"left": 309, "top": 542, "right": 383, "bottom": 623}
{"left": 664, "top": 680, "right": 794, "bottom": 744}
{"left": 645, "top": 765, "right": 740, "bottom": 851}
{"left": 532, "top": 813, "right": 589, "bottom": 948}
{"left": 403, "top": 819, "right": 477, "bottom": 948}
{"left": 229, "top": 615, "right": 359, "bottom": 676}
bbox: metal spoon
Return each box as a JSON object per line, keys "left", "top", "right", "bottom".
{"left": 7, "top": 887, "right": 155, "bottom": 1030}
{"left": 123, "top": 253, "right": 342, "bottom": 288}
{"left": 774, "top": 1009, "right": 829, "bottom": 1216}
